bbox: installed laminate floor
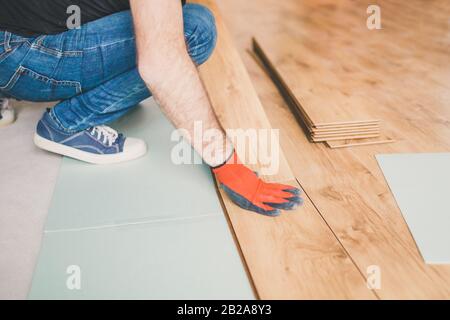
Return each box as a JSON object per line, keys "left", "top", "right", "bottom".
{"left": 217, "top": 0, "right": 450, "bottom": 298}
{"left": 195, "top": 0, "right": 376, "bottom": 299}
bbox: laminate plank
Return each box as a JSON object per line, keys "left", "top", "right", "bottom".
{"left": 326, "top": 137, "right": 396, "bottom": 149}
{"left": 252, "top": 36, "right": 379, "bottom": 127}
{"left": 193, "top": 0, "right": 376, "bottom": 299}
{"left": 312, "top": 130, "right": 380, "bottom": 139}
{"left": 217, "top": 0, "right": 450, "bottom": 299}
{"left": 311, "top": 124, "right": 380, "bottom": 134}
{"left": 312, "top": 121, "right": 380, "bottom": 129}
{"left": 312, "top": 133, "right": 380, "bottom": 143}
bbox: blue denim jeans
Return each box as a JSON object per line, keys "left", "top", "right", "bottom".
{"left": 0, "top": 3, "right": 216, "bottom": 132}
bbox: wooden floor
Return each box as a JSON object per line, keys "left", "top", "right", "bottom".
{"left": 195, "top": 0, "right": 374, "bottom": 299}
{"left": 211, "top": 0, "right": 450, "bottom": 299}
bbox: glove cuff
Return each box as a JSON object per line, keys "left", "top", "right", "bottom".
{"left": 211, "top": 149, "right": 237, "bottom": 170}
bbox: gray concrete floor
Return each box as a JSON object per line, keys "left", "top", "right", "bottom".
{"left": 0, "top": 101, "right": 61, "bottom": 299}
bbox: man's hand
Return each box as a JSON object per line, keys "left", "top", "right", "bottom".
{"left": 214, "top": 152, "right": 303, "bottom": 216}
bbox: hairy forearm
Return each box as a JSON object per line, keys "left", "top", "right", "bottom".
{"left": 130, "top": 0, "right": 233, "bottom": 166}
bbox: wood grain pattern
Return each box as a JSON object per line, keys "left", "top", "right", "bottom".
{"left": 217, "top": 181, "right": 376, "bottom": 299}
{"left": 217, "top": 0, "right": 450, "bottom": 299}
{"left": 193, "top": 0, "right": 376, "bottom": 299}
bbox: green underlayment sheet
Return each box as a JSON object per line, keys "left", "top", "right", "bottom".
{"left": 29, "top": 99, "right": 254, "bottom": 299}
{"left": 376, "top": 153, "right": 450, "bottom": 264}
{"left": 45, "top": 102, "right": 222, "bottom": 231}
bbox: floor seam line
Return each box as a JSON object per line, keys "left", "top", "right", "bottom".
{"left": 213, "top": 182, "right": 260, "bottom": 299}
{"left": 295, "top": 177, "right": 381, "bottom": 300}
{"left": 44, "top": 213, "right": 221, "bottom": 233}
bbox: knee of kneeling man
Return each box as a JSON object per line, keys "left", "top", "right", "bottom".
{"left": 185, "top": 4, "right": 217, "bottom": 65}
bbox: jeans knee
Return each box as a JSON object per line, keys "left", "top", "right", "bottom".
{"left": 183, "top": 4, "right": 217, "bottom": 66}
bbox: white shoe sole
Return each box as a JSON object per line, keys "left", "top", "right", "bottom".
{"left": 0, "top": 113, "right": 15, "bottom": 127}
{"left": 34, "top": 133, "right": 147, "bottom": 165}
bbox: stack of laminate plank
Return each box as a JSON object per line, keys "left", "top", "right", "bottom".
{"left": 253, "top": 34, "right": 394, "bottom": 147}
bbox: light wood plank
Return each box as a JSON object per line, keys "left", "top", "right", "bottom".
{"left": 326, "top": 137, "right": 396, "bottom": 149}
{"left": 311, "top": 125, "right": 380, "bottom": 134}
{"left": 312, "top": 133, "right": 380, "bottom": 143}
{"left": 312, "top": 130, "right": 380, "bottom": 138}
{"left": 193, "top": 0, "right": 376, "bottom": 299}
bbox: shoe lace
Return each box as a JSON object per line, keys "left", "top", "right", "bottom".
{"left": 89, "top": 125, "right": 119, "bottom": 147}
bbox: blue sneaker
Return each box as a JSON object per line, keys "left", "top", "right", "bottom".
{"left": 34, "top": 111, "right": 147, "bottom": 164}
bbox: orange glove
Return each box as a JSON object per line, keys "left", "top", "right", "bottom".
{"left": 213, "top": 152, "right": 303, "bottom": 216}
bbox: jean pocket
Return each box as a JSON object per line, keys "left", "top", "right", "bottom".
{"left": 1, "top": 66, "right": 82, "bottom": 102}
{"left": 0, "top": 45, "right": 23, "bottom": 65}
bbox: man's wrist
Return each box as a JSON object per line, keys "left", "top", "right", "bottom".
{"left": 211, "top": 148, "right": 235, "bottom": 170}
{"left": 204, "top": 136, "right": 234, "bottom": 168}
